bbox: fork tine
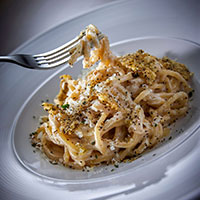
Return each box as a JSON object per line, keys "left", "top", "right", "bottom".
{"left": 35, "top": 47, "right": 69, "bottom": 61}
{"left": 37, "top": 51, "right": 70, "bottom": 65}
{"left": 34, "top": 32, "right": 85, "bottom": 58}
{"left": 46, "top": 56, "right": 72, "bottom": 68}
{"left": 34, "top": 32, "right": 104, "bottom": 61}
{"left": 36, "top": 32, "right": 104, "bottom": 68}
{"left": 36, "top": 39, "right": 81, "bottom": 65}
{"left": 34, "top": 40, "right": 78, "bottom": 63}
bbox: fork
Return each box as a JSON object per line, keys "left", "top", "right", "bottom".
{"left": 0, "top": 31, "right": 104, "bottom": 69}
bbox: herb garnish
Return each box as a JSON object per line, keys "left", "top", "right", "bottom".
{"left": 61, "top": 104, "right": 70, "bottom": 109}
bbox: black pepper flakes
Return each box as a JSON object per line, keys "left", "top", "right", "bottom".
{"left": 31, "top": 143, "right": 36, "bottom": 147}
{"left": 188, "top": 90, "right": 194, "bottom": 98}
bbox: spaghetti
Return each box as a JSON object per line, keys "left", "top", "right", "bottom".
{"left": 31, "top": 25, "right": 193, "bottom": 169}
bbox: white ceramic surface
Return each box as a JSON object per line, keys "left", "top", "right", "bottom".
{"left": 12, "top": 37, "right": 200, "bottom": 182}
{"left": 0, "top": 0, "right": 200, "bottom": 199}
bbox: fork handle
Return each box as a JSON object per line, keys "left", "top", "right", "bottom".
{"left": 0, "top": 56, "right": 18, "bottom": 64}
{"left": 0, "top": 55, "right": 37, "bottom": 69}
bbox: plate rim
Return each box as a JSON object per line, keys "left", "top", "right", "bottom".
{"left": 11, "top": 36, "right": 200, "bottom": 184}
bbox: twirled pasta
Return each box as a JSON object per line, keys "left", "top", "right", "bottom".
{"left": 31, "top": 25, "right": 193, "bottom": 169}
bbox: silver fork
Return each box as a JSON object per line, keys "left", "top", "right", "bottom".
{"left": 0, "top": 31, "right": 104, "bottom": 69}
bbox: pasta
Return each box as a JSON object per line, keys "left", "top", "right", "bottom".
{"left": 31, "top": 24, "right": 193, "bottom": 169}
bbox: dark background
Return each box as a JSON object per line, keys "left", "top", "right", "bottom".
{"left": 0, "top": 0, "right": 115, "bottom": 55}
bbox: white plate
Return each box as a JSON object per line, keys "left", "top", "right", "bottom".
{"left": 12, "top": 37, "right": 200, "bottom": 181}
{"left": 1, "top": 0, "right": 200, "bottom": 199}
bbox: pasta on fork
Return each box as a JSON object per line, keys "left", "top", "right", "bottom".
{"left": 31, "top": 25, "right": 193, "bottom": 169}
